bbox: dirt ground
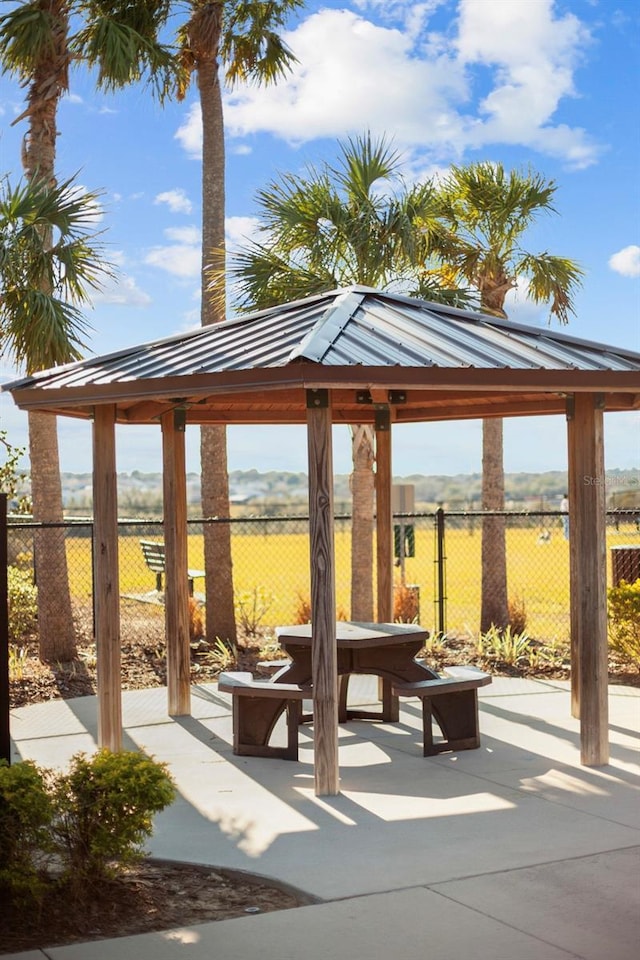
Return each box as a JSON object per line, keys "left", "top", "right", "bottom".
{"left": 6, "top": 611, "right": 637, "bottom": 953}
{"left": 1, "top": 861, "right": 311, "bottom": 955}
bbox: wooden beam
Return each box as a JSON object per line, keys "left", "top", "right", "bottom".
{"left": 567, "top": 394, "right": 609, "bottom": 765}
{"left": 376, "top": 413, "right": 393, "bottom": 622}
{"left": 161, "top": 411, "right": 191, "bottom": 716}
{"left": 306, "top": 389, "right": 339, "bottom": 796}
{"left": 567, "top": 399, "right": 580, "bottom": 718}
{"left": 92, "top": 405, "right": 122, "bottom": 750}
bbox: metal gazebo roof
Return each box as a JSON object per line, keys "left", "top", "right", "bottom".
{"left": 5, "top": 286, "right": 640, "bottom": 424}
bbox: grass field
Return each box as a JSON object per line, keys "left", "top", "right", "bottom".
{"left": 58, "top": 519, "right": 640, "bottom": 643}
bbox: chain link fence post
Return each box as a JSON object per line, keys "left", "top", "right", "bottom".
{"left": 434, "top": 506, "right": 446, "bottom": 637}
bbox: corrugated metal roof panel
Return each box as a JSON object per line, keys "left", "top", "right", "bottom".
{"left": 4, "top": 286, "right": 640, "bottom": 395}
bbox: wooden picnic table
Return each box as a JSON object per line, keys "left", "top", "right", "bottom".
{"left": 220, "top": 622, "right": 490, "bottom": 760}
{"left": 274, "top": 620, "right": 436, "bottom": 723}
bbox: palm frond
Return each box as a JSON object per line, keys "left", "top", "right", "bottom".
{"left": 519, "top": 253, "right": 584, "bottom": 324}
{"left": 221, "top": 1, "right": 304, "bottom": 87}
{"left": 0, "top": 175, "right": 114, "bottom": 372}
{"left": 72, "top": 10, "right": 179, "bottom": 100}
{"left": 212, "top": 132, "right": 470, "bottom": 315}
{"left": 0, "top": 2, "right": 63, "bottom": 80}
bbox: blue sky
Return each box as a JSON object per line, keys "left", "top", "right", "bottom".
{"left": 1, "top": 0, "right": 639, "bottom": 479}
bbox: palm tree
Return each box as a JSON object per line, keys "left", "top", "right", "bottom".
{"left": 432, "top": 161, "right": 583, "bottom": 632}
{"left": 222, "top": 133, "right": 467, "bottom": 621}
{"left": 174, "top": 0, "right": 303, "bottom": 643}
{"left": 0, "top": 174, "right": 112, "bottom": 657}
{"left": 0, "top": 0, "right": 177, "bottom": 661}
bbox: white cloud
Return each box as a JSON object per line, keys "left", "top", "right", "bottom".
{"left": 67, "top": 183, "right": 104, "bottom": 223}
{"left": 454, "top": 0, "right": 598, "bottom": 168}
{"left": 94, "top": 275, "right": 152, "bottom": 307}
{"left": 144, "top": 225, "right": 201, "bottom": 278}
{"left": 231, "top": 144, "right": 252, "bottom": 156}
{"left": 155, "top": 189, "right": 193, "bottom": 215}
{"left": 226, "top": 216, "right": 260, "bottom": 250}
{"left": 608, "top": 245, "right": 640, "bottom": 278}
{"left": 165, "top": 225, "right": 200, "bottom": 245}
{"left": 223, "top": 10, "right": 466, "bottom": 149}
{"left": 175, "top": 103, "right": 202, "bottom": 159}
{"left": 172, "top": 2, "right": 599, "bottom": 171}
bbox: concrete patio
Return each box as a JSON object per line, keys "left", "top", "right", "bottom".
{"left": 6, "top": 676, "right": 640, "bottom": 960}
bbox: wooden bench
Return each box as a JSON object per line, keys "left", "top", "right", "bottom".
{"left": 392, "top": 666, "right": 492, "bottom": 756}
{"left": 218, "top": 671, "right": 312, "bottom": 761}
{"left": 139, "top": 539, "right": 205, "bottom": 596}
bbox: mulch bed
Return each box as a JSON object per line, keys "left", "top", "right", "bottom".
{"left": 1, "top": 861, "right": 312, "bottom": 955}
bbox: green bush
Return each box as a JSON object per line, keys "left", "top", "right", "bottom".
{"left": 52, "top": 750, "right": 176, "bottom": 888}
{"left": 608, "top": 579, "right": 640, "bottom": 666}
{"left": 7, "top": 566, "right": 38, "bottom": 642}
{"left": 0, "top": 751, "right": 176, "bottom": 906}
{"left": 0, "top": 760, "right": 53, "bottom": 902}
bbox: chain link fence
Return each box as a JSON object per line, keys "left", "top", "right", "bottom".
{"left": 6, "top": 510, "right": 640, "bottom": 649}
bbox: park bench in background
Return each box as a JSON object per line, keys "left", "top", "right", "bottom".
{"left": 139, "top": 539, "right": 205, "bottom": 597}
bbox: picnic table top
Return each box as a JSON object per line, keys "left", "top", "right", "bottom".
{"left": 275, "top": 620, "right": 429, "bottom": 648}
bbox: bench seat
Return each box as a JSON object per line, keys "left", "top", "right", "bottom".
{"left": 139, "top": 539, "right": 204, "bottom": 596}
{"left": 218, "top": 671, "right": 312, "bottom": 761}
{"left": 392, "top": 666, "right": 491, "bottom": 756}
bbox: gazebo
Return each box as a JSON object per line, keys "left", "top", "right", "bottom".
{"left": 5, "top": 286, "right": 640, "bottom": 796}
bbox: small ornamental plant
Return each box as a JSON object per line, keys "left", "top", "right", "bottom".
{"left": 7, "top": 566, "right": 38, "bottom": 642}
{"left": 0, "top": 759, "right": 53, "bottom": 903}
{"left": 52, "top": 750, "right": 176, "bottom": 888}
{"left": 0, "top": 750, "right": 176, "bottom": 905}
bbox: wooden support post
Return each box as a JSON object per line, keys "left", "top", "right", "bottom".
{"left": 566, "top": 397, "right": 580, "bottom": 718}
{"left": 567, "top": 394, "right": 609, "bottom": 765}
{"left": 161, "top": 411, "right": 191, "bottom": 717}
{"left": 92, "top": 405, "right": 122, "bottom": 751}
{"left": 306, "top": 389, "right": 339, "bottom": 796}
{"left": 375, "top": 410, "right": 393, "bottom": 622}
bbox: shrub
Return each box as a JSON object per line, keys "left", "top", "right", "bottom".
{"left": 258, "top": 634, "right": 286, "bottom": 662}
{"left": 204, "top": 636, "right": 238, "bottom": 671}
{"left": 0, "top": 760, "right": 53, "bottom": 902}
{"left": 51, "top": 750, "right": 176, "bottom": 890}
{"left": 188, "top": 596, "right": 205, "bottom": 641}
{"left": 0, "top": 751, "right": 176, "bottom": 908}
{"left": 293, "top": 592, "right": 312, "bottom": 625}
{"left": 8, "top": 644, "right": 29, "bottom": 681}
{"left": 608, "top": 579, "right": 640, "bottom": 667}
{"left": 394, "top": 583, "right": 420, "bottom": 623}
{"left": 507, "top": 594, "right": 527, "bottom": 634}
{"left": 234, "top": 586, "right": 275, "bottom": 635}
{"left": 292, "top": 592, "right": 348, "bottom": 624}
{"left": 478, "top": 625, "right": 533, "bottom": 665}
{"left": 7, "top": 566, "right": 38, "bottom": 642}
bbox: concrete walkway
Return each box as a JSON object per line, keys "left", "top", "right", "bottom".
{"left": 7, "top": 676, "right": 640, "bottom": 960}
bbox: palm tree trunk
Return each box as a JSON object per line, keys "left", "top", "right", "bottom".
{"left": 480, "top": 417, "right": 508, "bottom": 632}
{"left": 350, "top": 426, "right": 374, "bottom": 621}
{"left": 198, "top": 55, "right": 236, "bottom": 643}
{"left": 29, "top": 411, "right": 76, "bottom": 661}
{"left": 22, "top": 3, "right": 76, "bottom": 661}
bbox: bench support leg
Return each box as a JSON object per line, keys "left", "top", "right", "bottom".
{"left": 232, "top": 696, "right": 303, "bottom": 761}
{"left": 422, "top": 690, "right": 481, "bottom": 755}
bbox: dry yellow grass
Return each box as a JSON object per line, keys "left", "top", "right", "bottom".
{"left": 62, "top": 522, "right": 639, "bottom": 642}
